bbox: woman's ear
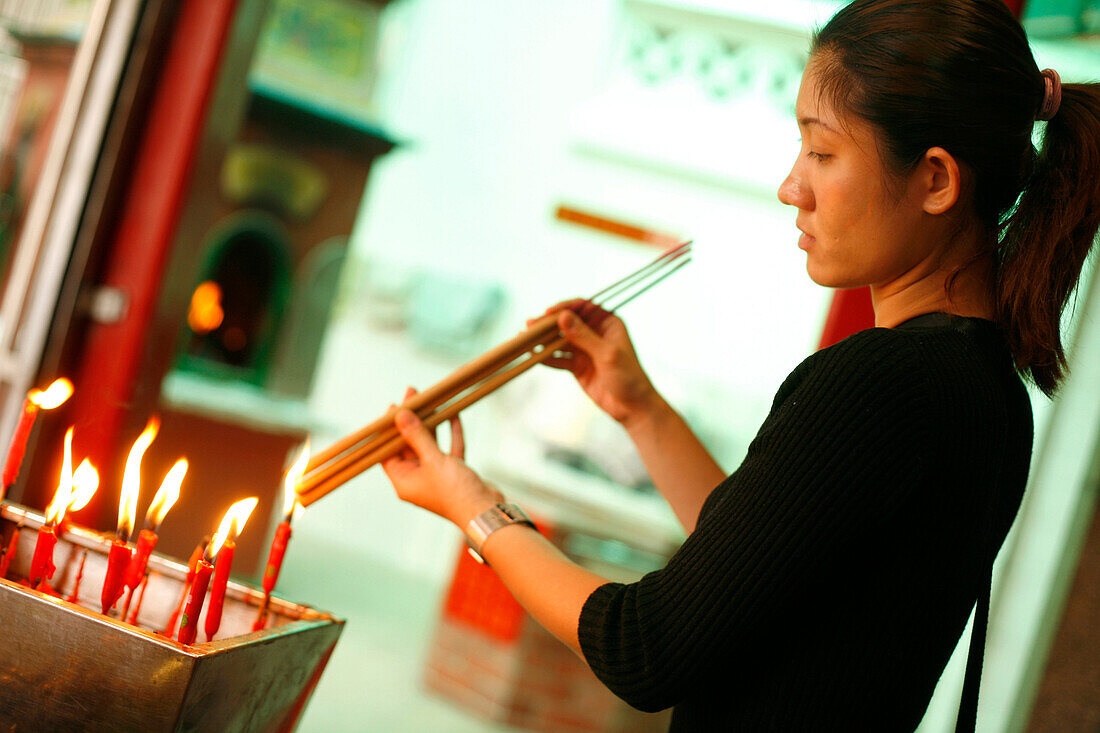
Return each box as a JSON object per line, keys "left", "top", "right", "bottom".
{"left": 918, "top": 146, "right": 962, "bottom": 215}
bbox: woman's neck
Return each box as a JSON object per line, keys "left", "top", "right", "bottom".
{"left": 872, "top": 249, "right": 995, "bottom": 329}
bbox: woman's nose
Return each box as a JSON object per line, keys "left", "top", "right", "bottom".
{"left": 777, "top": 170, "right": 811, "bottom": 210}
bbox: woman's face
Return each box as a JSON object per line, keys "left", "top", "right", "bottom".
{"left": 777, "top": 61, "right": 932, "bottom": 289}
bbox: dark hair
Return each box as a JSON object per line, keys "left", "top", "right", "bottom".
{"left": 813, "top": 0, "right": 1100, "bottom": 396}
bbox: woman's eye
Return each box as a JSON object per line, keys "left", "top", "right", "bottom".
{"left": 806, "top": 151, "right": 830, "bottom": 161}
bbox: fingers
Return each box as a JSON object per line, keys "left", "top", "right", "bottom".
{"left": 404, "top": 385, "right": 441, "bottom": 441}
{"left": 394, "top": 409, "right": 442, "bottom": 463}
{"left": 390, "top": 395, "right": 420, "bottom": 460}
{"left": 397, "top": 387, "right": 462, "bottom": 459}
{"left": 558, "top": 309, "right": 609, "bottom": 360}
{"left": 449, "top": 416, "right": 465, "bottom": 459}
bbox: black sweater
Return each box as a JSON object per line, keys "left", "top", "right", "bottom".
{"left": 577, "top": 314, "right": 1033, "bottom": 731}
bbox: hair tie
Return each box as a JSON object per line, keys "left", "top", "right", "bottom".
{"left": 1037, "top": 68, "right": 1062, "bottom": 121}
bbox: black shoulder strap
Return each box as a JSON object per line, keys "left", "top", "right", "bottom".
{"left": 954, "top": 569, "right": 991, "bottom": 732}
{"left": 955, "top": 357, "right": 1014, "bottom": 733}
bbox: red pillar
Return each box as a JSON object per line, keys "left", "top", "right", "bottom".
{"left": 67, "top": 0, "right": 239, "bottom": 527}
{"left": 816, "top": 287, "right": 877, "bottom": 351}
{"left": 1003, "top": 0, "right": 1027, "bottom": 18}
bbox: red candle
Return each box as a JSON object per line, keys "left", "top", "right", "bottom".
{"left": 3, "top": 402, "right": 37, "bottom": 492}
{"left": 1, "top": 379, "right": 73, "bottom": 495}
{"left": 177, "top": 559, "right": 213, "bottom": 645}
{"left": 164, "top": 538, "right": 208, "bottom": 637}
{"left": 28, "top": 524, "right": 58, "bottom": 589}
{"left": 125, "top": 529, "right": 157, "bottom": 591}
{"left": 104, "top": 418, "right": 159, "bottom": 616}
{"left": 122, "top": 457, "right": 185, "bottom": 620}
{"left": 101, "top": 539, "right": 132, "bottom": 614}
{"left": 204, "top": 540, "right": 235, "bottom": 641}
{"left": 121, "top": 529, "right": 157, "bottom": 619}
{"left": 180, "top": 496, "right": 257, "bottom": 643}
{"left": 252, "top": 521, "right": 292, "bottom": 632}
{"left": 29, "top": 426, "right": 76, "bottom": 590}
{"left": 262, "top": 521, "right": 292, "bottom": 594}
{"left": 254, "top": 443, "right": 308, "bottom": 631}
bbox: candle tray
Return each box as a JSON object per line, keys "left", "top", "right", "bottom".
{"left": 0, "top": 503, "right": 343, "bottom": 732}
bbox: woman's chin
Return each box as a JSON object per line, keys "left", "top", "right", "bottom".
{"left": 805, "top": 259, "right": 865, "bottom": 290}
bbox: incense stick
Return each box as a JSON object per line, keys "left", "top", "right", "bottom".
{"left": 302, "top": 313, "right": 560, "bottom": 477}
{"left": 296, "top": 242, "right": 692, "bottom": 504}
{"left": 298, "top": 334, "right": 572, "bottom": 506}
{"left": 297, "top": 325, "right": 562, "bottom": 494}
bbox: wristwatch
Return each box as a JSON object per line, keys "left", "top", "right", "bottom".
{"left": 465, "top": 502, "right": 536, "bottom": 564}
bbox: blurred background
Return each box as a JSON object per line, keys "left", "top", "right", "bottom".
{"left": 0, "top": 0, "right": 1097, "bottom": 730}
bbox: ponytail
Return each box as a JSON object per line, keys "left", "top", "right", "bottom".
{"left": 997, "top": 84, "right": 1100, "bottom": 396}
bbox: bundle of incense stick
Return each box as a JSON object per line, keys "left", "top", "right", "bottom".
{"left": 295, "top": 241, "right": 692, "bottom": 506}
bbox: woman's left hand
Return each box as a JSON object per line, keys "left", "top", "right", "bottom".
{"left": 381, "top": 390, "right": 502, "bottom": 527}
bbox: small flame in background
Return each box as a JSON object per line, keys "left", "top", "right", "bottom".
{"left": 118, "top": 418, "right": 160, "bottom": 539}
{"left": 187, "top": 281, "right": 224, "bottom": 335}
{"left": 29, "top": 378, "right": 73, "bottom": 410}
{"left": 208, "top": 497, "right": 259, "bottom": 560}
{"left": 146, "top": 459, "right": 187, "bottom": 532}
{"left": 45, "top": 428, "right": 74, "bottom": 525}
{"left": 67, "top": 459, "right": 100, "bottom": 513}
{"left": 283, "top": 442, "right": 309, "bottom": 521}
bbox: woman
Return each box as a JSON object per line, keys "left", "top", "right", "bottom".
{"left": 382, "top": 0, "right": 1100, "bottom": 728}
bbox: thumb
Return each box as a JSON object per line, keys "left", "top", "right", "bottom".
{"left": 558, "top": 310, "right": 607, "bottom": 358}
{"left": 394, "top": 409, "right": 441, "bottom": 461}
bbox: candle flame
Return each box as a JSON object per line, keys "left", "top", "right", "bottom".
{"left": 187, "top": 281, "right": 224, "bottom": 335}
{"left": 29, "top": 378, "right": 73, "bottom": 410}
{"left": 146, "top": 458, "right": 186, "bottom": 531}
{"left": 45, "top": 428, "right": 74, "bottom": 525}
{"left": 283, "top": 442, "right": 309, "bottom": 520}
{"left": 118, "top": 418, "right": 160, "bottom": 539}
{"left": 208, "top": 497, "right": 259, "bottom": 559}
{"left": 67, "top": 459, "right": 100, "bottom": 512}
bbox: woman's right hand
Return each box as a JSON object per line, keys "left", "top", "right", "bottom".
{"left": 534, "top": 299, "right": 660, "bottom": 427}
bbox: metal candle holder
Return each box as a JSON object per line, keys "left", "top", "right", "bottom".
{"left": 0, "top": 503, "right": 343, "bottom": 731}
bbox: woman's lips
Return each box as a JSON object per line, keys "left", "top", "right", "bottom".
{"left": 798, "top": 231, "right": 815, "bottom": 250}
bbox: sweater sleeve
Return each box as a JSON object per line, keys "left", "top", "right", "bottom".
{"left": 577, "top": 331, "right": 935, "bottom": 712}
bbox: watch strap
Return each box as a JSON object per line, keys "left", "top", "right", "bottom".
{"left": 465, "top": 503, "right": 535, "bottom": 564}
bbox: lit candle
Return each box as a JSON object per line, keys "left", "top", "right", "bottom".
{"left": 205, "top": 541, "right": 235, "bottom": 641}
{"left": 177, "top": 555, "right": 213, "bottom": 646}
{"left": 122, "top": 458, "right": 185, "bottom": 620}
{"left": 27, "top": 525, "right": 58, "bottom": 590}
{"left": 101, "top": 540, "right": 132, "bottom": 613}
{"left": 204, "top": 497, "right": 258, "bottom": 642}
{"left": 101, "top": 419, "right": 158, "bottom": 615}
{"left": 58, "top": 461, "right": 97, "bottom": 602}
{"left": 1, "top": 378, "right": 73, "bottom": 497}
{"left": 28, "top": 428, "right": 74, "bottom": 590}
{"left": 61, "top": 458, "right": 100, "bottom": 531}
{"left": 254, "top": 443, "right": 309, "bottom": 631}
